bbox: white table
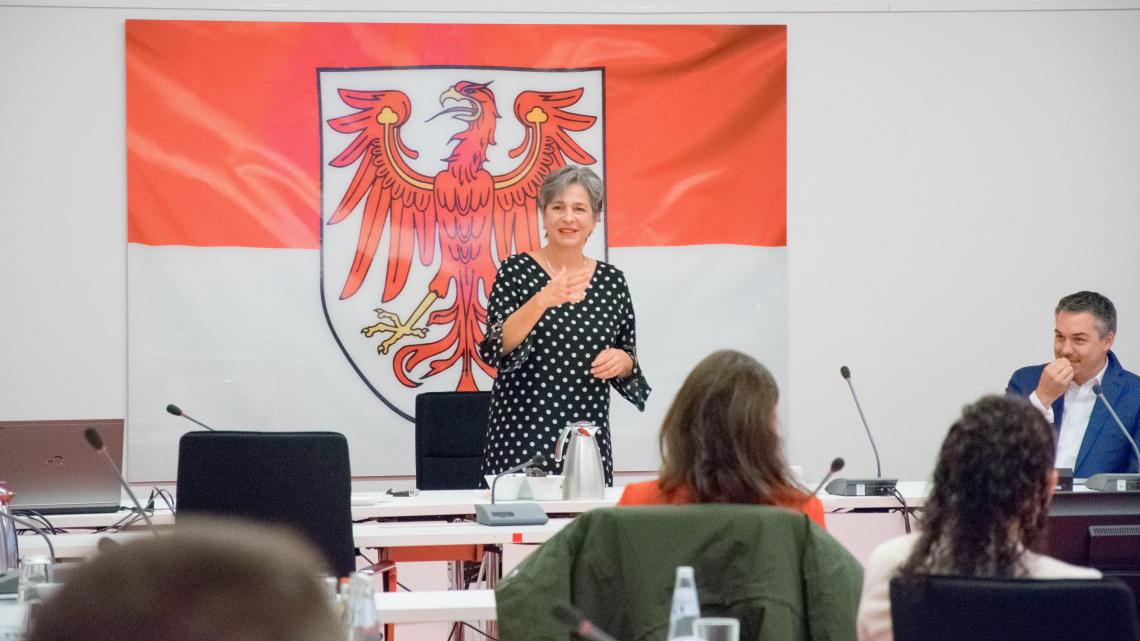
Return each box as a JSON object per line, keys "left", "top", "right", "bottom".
{"left": 16, "top": 518, "right": 574, "bottom": 559}
{"left": 12, "top": 482, "right": 927, "bottom": 641}
{"left": 354, "top": 519, "right": 573, "bottom": 548}
{"left": 18, "top": 531, "right": 153, "bottom": 559}
{"left": 350, "top": 488, "right": 623, "bottom": 519}
{"left": 35, "top": 482, "right": 916, "bottom": 526}
{"left": 17, "top": 483, "right": 931, "bottom": 564}
{"left": 34, "top": 508, "right": 176, "bottom": 529}
{"left": 34, "top": 487, "right": 624, "bottom": 530}
{"left": 374, "top": 590, "right": 496, "bottom": 623}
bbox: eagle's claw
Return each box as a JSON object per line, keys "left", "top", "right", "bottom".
{"left": 361, "top": 307, "right": 429, "bottom": 354}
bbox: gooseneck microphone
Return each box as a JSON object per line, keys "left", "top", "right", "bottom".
{"left": 1086, "top": 383, "right": 1140, "bottom": 492}
{"left": 552, "top": 603, "right": 620, "bottom": 641}
{"left": 841, "top": 366, "right": 883, "bottom": 477}
{"left": 827, "top": 366, "right": 898, "bottom": 496}
{"left": 491, "top": 454, "right": 546, "bottom": 505}
{"left": 812, "top": 457, "right": 846, "bottom": 496}
{"left": 165, "top": 404, "right": 215, "bottom": 431}
{"left": 474, "top": 454, "right": 550, "bottom": 526}
{"left": 84, "top": 427, "right": 159, "bottom": 535}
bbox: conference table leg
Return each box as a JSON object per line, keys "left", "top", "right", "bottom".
{"left": 373, "top": 544, "right": 498, "bottom": 641}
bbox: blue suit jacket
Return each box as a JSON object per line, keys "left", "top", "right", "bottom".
{"left": 1007, "top": 351, "right": 1140, "bottom": 477}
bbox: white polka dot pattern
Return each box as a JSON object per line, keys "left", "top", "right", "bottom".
{"left": 478, "top": 253, "right": 651, "bottom": 485}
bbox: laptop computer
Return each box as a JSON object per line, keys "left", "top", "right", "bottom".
{"left": 0, "top": 419, "right": 125, "bottom": 514}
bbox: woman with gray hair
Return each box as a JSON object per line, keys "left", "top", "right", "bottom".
{"left": 479, "top": 165, "right": 650, "bottom": 485}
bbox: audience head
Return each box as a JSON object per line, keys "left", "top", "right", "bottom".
{"left": 27, "top": 518, "right": 341, "bottom": 641}
{"left": 658, "top": 349, "right": 799, "bottom": 504}
{"left": 902, "top": 395, "right": 1057, "bottom": 579}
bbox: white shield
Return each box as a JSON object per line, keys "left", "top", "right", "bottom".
{"left": 319, "top": 66, "right": 606, "bottom": 420}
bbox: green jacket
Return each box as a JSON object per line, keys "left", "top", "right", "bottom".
{"left": 497, "top": 504, "right": 863, "bottom": 641}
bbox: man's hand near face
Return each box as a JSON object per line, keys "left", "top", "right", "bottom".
{"left": 1035, "top": 357, "right": 1074, "bottom": 407}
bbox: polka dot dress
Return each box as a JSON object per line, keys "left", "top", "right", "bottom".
{"left": 479, "top": 253, "right": 650, "bottom": 486}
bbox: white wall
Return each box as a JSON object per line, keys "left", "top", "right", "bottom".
{"left": 787, "top": 8, "right": 1140, "bottom": 481}
{"left": 2, "top": 1, "right": 1138, "bottom": 483}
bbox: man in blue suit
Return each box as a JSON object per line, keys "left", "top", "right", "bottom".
{"left": 1007, "top": 291, "right": 1140, "bottom": 477}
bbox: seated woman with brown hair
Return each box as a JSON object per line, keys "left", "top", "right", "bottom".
{"left": 618, "top": 349, "right": 825, "bottom": 528}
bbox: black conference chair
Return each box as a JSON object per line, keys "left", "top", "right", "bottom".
{"left": 414, "top": 391, "right": 491, "bottom": 490}
{"left": 890, "top": 575, "right": 1140, "bottom": 641}
{"left": 176, "top": 431, "right": 356, "bottom": 577}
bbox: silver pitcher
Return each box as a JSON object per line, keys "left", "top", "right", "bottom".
{"left": 0, "top": 485, "right": 18, "bottom": 574}
{"left": 554, "top": 421, "right": 605, "bottom": 499}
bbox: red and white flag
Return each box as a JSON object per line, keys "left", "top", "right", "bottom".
{"left": 126, "top": 21, "right": 786, "bottom": 480}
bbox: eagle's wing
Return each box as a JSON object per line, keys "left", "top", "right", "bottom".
{"left": 491, "top": 88, "right": 597, "bottom": 262}
{"left": 326, "top": 89, "right": 436, "bottom": 302}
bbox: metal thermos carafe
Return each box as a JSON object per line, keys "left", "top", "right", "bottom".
{"left": 554, "top": 421, "right": 605, "bottom": 499}
{"left": 0, "top": 485, "right": 19, "bottom": 573}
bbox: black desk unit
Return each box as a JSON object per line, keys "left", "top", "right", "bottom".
{"left": 1042, "top": 491, "right": 1140, "bottom": 608}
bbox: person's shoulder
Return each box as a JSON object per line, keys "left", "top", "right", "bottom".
{"left": 617, "top": 480, "right": 670, "bottom": 505}
{"left": 866, "top": 532, "right": 921, "bottom": 573}
{"left": 797, "top": 491, "right": 823, "bottom": 511}
{"left": 501, "top": 252, "right": 533, "bottom": 268}
{"left": 499, "top": 252, "right": 540, "bottom": 275}
{"left": 801, "top": 493, "right": 826, "bottom": 527}
{"left": 1011, "top": 362, "right": 1046, "bottom": 378}
{"left": 594, "top": 260, "right": 634, "bottom": 293}
{"left": 617, "top": 480, "right": 657, "bottom": 505}
{"left": 1022, "top": 551, "right": 1103, "bottom": 579}
{"left": 594, "top": 259, "right": 625, "bottom": 278}
{"left": 1110, "top": 353, "right": 1140, "bottom": 386}
{"left": 1009, "top": 362, "right": 1047, "bottom": 391}
{"left": 774, "top": 489, "right": 827, "bottom": 529}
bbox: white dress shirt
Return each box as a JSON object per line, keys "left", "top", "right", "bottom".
{"left": 1029, "top": 360, "right": 1110, "bottom": 470}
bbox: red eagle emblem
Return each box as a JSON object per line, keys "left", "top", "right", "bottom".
{"left": 325, "top": 81, "right": 597, "bottom": 391}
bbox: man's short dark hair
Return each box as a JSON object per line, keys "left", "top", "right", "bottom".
{"left": 1056, "top": 291, "right": 1116, "bottom": 337}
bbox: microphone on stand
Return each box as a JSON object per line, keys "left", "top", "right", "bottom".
{"left": 552, "top": 603, "right": 621, "bottom": 641}
{"left": 475, "top": 454, "right": 550, "bottom": 526}
{"left": 84, "top": 427, "right": 159, "bottom": 535}
{"left": 1086, "top": 383, "right": 1140, "bottom": 492}
{"left": 165, "top": 404, "right": 215, "bottom": 431}
{"left": 491, "top": 454, "right": 546, "bottom": 505}
{"left": 826, "top": 366, "right": 898, "bottom": 496}
{"left": 812, "top": 457, "right": 846, "bottom": 496}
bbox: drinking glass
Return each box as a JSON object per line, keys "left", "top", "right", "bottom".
{"left": 693, "top": 617, "right": 739, "bottom": 641}
{"left": 17, "top": 556, "right": 53, "bottom": 603}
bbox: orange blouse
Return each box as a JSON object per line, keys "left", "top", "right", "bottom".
{"left": 617, "top": 480, "right": 827, "bottom": 529}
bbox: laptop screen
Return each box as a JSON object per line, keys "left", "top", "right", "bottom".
{"left": 0, "top": 419, "right": 125, "bottom": 514}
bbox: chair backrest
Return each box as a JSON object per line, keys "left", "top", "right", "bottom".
{"left": 176, "top": 431, "right": 356, "bottom": 577}
{"left": 414, "top": 391, "right": 491, "bottom": 490}
{"left": 890, "top": 574, "right": 1140, "bottom": 641}
{"left": 497, "top": 504, "right": 863, "bottom": 641}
